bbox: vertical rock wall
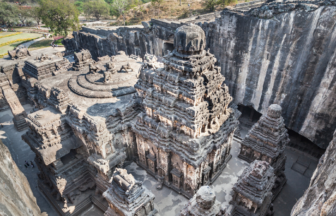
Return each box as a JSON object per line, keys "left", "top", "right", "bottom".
{"left": 72, "top": 4, "right": 336, "bottom": 149}
{"left": 0, "top": 139, "right": 44, "bottom": 216}
{"left": 291, "top": 130, "right": 336, "bottom": 215}
{"left": 211, "top": 7, "right": 336, "bottom": 149}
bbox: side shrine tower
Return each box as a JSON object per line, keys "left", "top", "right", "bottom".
{"left": 229, "top": 160, "right": 275, "bottom": 216}
{"left": 238, "top": 104, "right": 289, "bottom": 199}
{"left": 134, "top": 24, "right": 238, "bottom": 198}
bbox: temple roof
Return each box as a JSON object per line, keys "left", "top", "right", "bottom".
{"left": 232, "top": 160, "right": 275, "bottom": 206}
{"left": 241, "top": 104, "right": 289, "bottom": 159}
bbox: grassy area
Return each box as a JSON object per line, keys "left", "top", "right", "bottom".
{"left": 0, "top": 41, "right": 25, "bottom": 57}
{"left": 0, "top": 33, "right": 41, "bottom": 44}
{"left": 54, "top": 38, "right": 63, "bottom": 46}
{"left": 28, "top": 39, "right": 53, "bottom": 51}
{"left": 0, "top": 32, "right": 17, "bottom": 36}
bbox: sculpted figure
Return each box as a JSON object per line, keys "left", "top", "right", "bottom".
{"left": 119, "top": 62, "right": 133, "bottom": 73}
{"left": 104, "top": 71, "right": 113, "bottom": 83}
{"left": 106, "top": 62, "right": 117, "bottom": 74}
{"left": 89, "top": 62, "right": 99, "bottom": 74}
{"left": 8, "top": 46, "right": 31, "bottom": 60}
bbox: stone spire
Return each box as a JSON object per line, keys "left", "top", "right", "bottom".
{"left": 229, "top": 160, "right": 275, "bottom": 216}
{"left": 133, "top": 23, "right": 238, "bottom": 197}
{"left": 238, "top": 104, "right": 289, "bottom": 199}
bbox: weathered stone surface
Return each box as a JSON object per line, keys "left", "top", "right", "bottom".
{"left": 133, "top": 24, "right": 238, "bottom": 198}
{"left": 239, "top": 104, "right": 289, "bottom": 199}
{"left": 103, "top": 168, "right": 157, "bottom": 216}
{"left": 70, "top": 2, "right": 336, "bottom": 149}
{"left": 291, "top": 130, "right": 336, "bottom": 216}
{"left": 180, "top": 186, "right": 223, "bottom": 216}
{"left": 0, "top": 139, "right": 45, "bottom": 216}
{"left": 229, "top": 160, "right": 275, "bottom": 216}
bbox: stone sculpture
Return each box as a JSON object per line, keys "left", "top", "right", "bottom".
{"left": 36, "top": 54, "right": 51, "bottom": 62}
{"left": 7, "top": 46, "right": 31, "bottom": 60}
{"left": 180, "top": 186, "right": 225, "bottom": 216}
{"left": 134, "top": 23, "right": 238, "bottom": 198}
{"left": 119, "top": 62, "right": 133, "bottom": 73}
{"left": 89, "top": 62, "right": 100, "bottom": 74}
{"left": 238, "top": 104, "right": 289, "bottom": 199}
{"left": 229, "top": 160, "right": 275, "bottom": 216}
{"left": 73, "top": 49, "right": 93, "bottom": 71}
{"left": 103, "top": 168, "right": 157, "bottom": 216}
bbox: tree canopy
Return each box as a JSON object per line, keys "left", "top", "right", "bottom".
{"left": 83, "top": 0, "right": 109, "bottom": 21}
{"left": 111, "top": 0, "right": 130, "bottom": 26}
{"left": 0, "top": 2, "right": 18, "bottom": 26}
{"left": 37, "top": 0, "right": 80, "bottom": 35}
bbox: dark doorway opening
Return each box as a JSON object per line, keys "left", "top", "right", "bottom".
{"left": 163, "top": 42, "right": 174, "bottom": 56}
{"left": 237, "top": 104, "right": 325, "bottom": 159}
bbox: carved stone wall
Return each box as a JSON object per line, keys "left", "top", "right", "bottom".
{"left": 72, "top": 1, "right": 336, "bottom": 149}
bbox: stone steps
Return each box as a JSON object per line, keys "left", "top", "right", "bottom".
{"left": 91, "top": 195, "right": 108, "bottom": 212}
{"left": 13, "top": 117, "right": 28, "bottom": 131}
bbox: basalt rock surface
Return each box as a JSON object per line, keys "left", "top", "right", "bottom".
{"left": 0, "top": 139, "right": 45, "bottom": 216}
{"left": 291, "top": 130, "right": 336, "bottom": 216}
{"left": 71, "top": 1, "right": 336, "bottom": 149}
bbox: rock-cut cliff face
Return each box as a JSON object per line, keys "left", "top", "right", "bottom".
{"left": 71, "top": 2, "right": 336, "bottom": 149}
{"left": 291, "top": 130, "right": 336, "bottom": 215}
{"left": 0, "top": 139, "right": 44, "bottom": 216}
{"left": 210, "top": 5, "right": 336, "bottom": 149}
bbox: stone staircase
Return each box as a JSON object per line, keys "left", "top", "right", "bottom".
{"left": 1, "top": 85, "right": 28, "bottom": 131}
{"left": 91, "top": 195, "right": 108, "bottom": 212}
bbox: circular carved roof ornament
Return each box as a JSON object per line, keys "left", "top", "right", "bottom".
{"left": 174, "top": 24, "right": 206, "bottom": 53}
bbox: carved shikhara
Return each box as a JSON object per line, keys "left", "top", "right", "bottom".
{"left": 19, "top": 24, "right": 240, "bottom": 216}
{"left": 238, "top": 104, "right": 289, "bottom": 200}
{"left": 229, "top": 160, "right": 276, "bottom": 216}
{"left": 134, "top": 24, "right": 239, "bottom": 198}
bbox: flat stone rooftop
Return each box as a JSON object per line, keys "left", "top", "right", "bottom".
{"left": 35, "top": 53, "right": 142, "bottom": 117}
{"left": 0, "top": 47, "right": 64, "bottom": 69}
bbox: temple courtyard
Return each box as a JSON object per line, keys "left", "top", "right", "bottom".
{"left": 0, "top": 103, "right": 317, "bottom": 216}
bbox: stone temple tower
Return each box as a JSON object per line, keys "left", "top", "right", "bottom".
{"left": 229, "top": 160, "right": 275, "bottom": 216}
{"left": 134, "top": 24, "right": 238, "bottom": 198}
{"left": 238, "top": 104, "right": 289, "bottom": 199}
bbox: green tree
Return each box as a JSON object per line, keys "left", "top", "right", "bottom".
{"left": 202, "top": 0, "right": 219, "bottom": 11}
{"left": 31, "top": 6, "right": 42, "bottom": 25}
{"left": 3, "top": 0, "right": 37, "bottom": 5}
{"left": 0, "top": 2, "right": 18, "bottom": 26}
{"left": 111, "top": 0, "right": 129, "bottom": 26}
{"left": 83, "top": 0, "right": 109, "bottom": 21}
{"left": 17, "top": 6, "right": 33, "bottom": 26}
{"left": 37, "top": 0, "right": 80, "bottom": 36}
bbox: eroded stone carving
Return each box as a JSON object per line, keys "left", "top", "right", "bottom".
{"left": 238, "top": 104, "right": 289, "bottom": 199}
{"left": 8, "top": 46, "right": 31, "bottom": 60}
{"left": 119, "top": 62, "right": 133, "bottom": 73}
{"left": 181, "top": 186, "right": 225, "bottom": 216}
{"left": 103, "top": 168, "right": 157, "bottom": 216}
{"left": 133, "top": 23, "right": 238, "bottom": 198}
{"left": 229, "top": 160, "right": 275, "bottom": 216}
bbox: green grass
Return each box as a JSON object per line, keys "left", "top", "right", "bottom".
{"left": 0, "top": 33, "right": 42, "bottom": 44}
{"left": 54, "top": 38, "right": 63, "bottom": 46}
{"left": 28, "top": 39, "right": 53, "bottom": 51}
{"left": 0, "top": 41, "right": 25, "bottom": 56}
{"left": 0, "top": 32, "right": 17, "bottom": 36}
